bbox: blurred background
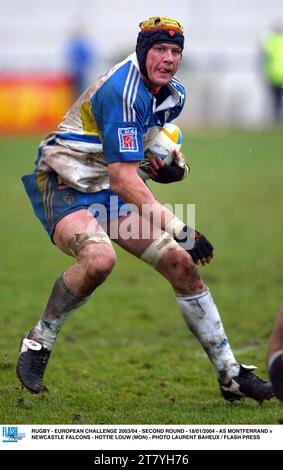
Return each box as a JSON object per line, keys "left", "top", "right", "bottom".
{"left": 0, "top": 0, "right": 283, "bottom": 133}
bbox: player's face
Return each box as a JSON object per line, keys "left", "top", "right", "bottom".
{"left": 146, "top": 43, "right": 182, "bottom": 88}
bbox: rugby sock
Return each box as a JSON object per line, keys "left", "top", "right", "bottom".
{"left": 31, "top": 274, "right": 90, "bottom": 350}
{"left": 176, "top": 288, "right": 240, "bottom": 384}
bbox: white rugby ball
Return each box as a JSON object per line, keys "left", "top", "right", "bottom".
{"left": 138, "top": 123, "right": 182, "bottom": 181}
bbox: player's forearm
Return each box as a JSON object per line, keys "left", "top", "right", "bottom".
{"left": 115, "top": 174, "right": 214, "bottom": 264}
{"left": 112, "top": 172, "right": 155, "bottom": 207}
{"left": 109, "top": 165, "right": 177, "bottom": 231}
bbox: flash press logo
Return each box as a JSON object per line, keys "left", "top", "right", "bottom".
{"left": 2, "top": 426, "right": 26, "bottom": 443}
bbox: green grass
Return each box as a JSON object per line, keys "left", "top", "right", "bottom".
{"left": 0, "top": 129, "right": 282, "bottom": 424}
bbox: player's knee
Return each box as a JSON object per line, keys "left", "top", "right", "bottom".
{"left": 79, "top": 245, "right": 116, "bottom": 289}
{"left": 163, "top": 248, "right": 192, "bottom": 278}
{"left": 162, "top": 249, "right": 204, "bottom": 292}
{"left": 86, "top": 248, "right": 116, "bottom": 283}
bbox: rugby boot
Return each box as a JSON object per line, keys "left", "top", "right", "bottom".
{"left": 219, "top": 364, "right": 274, "bottom": 403}
{"left": 269, "top": 352, "right": 283, "bottom": 403}
{"left": 16, "top": 331, "right": 51, "bottom": 394}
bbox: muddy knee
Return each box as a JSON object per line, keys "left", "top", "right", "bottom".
{"left": 70, "top": 231, "right": 116, "bottom": 290}
{"left": 83, "top": 246, "right": 116, "bottom": 287}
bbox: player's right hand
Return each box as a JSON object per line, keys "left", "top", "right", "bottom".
{"left": 150, "top": 156, "right": 188, "bottom": 183}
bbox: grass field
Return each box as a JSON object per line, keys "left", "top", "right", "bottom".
{"left": 0, "top": 129, "right": 282, "bottom": 425}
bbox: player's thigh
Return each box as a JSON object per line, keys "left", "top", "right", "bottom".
{"left": 108, "top": 212, "right": 161, "bottom": 257}
{"left": 107, "top": 212, "right": 178, "bottom": 264}
{"left": 109, "top": 213, "right": 199, "bottom": 287}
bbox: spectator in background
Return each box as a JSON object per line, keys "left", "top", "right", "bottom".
{"left": 267, "top": 305, "right": 283, "bottom": 403}
{"left": 66, "top": 25, "right": 97, "bottom": 98}
{"left": 262, "top": 25, "right": 283, "bottom": 123}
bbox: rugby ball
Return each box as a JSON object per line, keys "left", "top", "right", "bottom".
{"left": 138, "top": 123, "right": 182, "bottom": 181}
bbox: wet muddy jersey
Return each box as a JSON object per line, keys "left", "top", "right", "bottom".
{"left": 35, "top": 53, "right": 185, "bottom": 193}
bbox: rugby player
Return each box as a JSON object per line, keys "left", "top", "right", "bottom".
{"left": 17, "top": 17, "right": 273, "bottom": 403}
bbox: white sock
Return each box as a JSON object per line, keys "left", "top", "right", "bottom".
{"left": 176, "top": 288, "right": 240, "bottom": 384}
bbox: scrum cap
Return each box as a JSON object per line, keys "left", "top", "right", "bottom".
{"left": 136, "top": 17, "right": 185, "bottom": 78}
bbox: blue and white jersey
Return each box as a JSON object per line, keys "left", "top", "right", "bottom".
{"left": 36, "top": 53, "right": 186, "bottom": 193}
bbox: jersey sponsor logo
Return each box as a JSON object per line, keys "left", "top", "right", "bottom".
{"left": 118, "top": 128, "right": 139, "bottom": 152}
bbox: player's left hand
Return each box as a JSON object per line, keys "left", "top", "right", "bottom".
{"left": 188, "top": 231, "right": 214, "bottom": 265}
{"left": 174, "top": 227, "right": 214, "bottom": 265}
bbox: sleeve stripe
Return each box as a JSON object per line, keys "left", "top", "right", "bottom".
{"left": 123, "top": 63, "right": 134, "bottom": 122}
{"left": 131, "top": 75, "right": 140, "bottom": 122}
{"left": 126, "top": 68, "right": 138, "bottom": 122}
{"left": 123, "top": 62, "right": 140, "bottom": 122}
